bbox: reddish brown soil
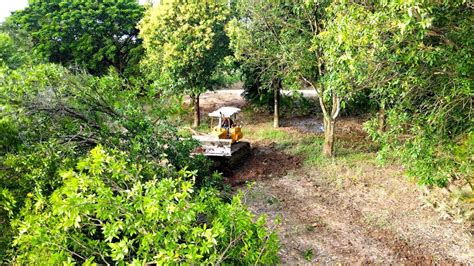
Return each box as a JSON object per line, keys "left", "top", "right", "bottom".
{"left": 226, "top": 143, "right": 302, "bottom": 186}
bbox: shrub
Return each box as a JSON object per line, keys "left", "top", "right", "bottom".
{"left": 0, "top": 63, "right": 212, "bottom": 259}
{"left": 11, "top": 147, "right": 279, "bottom": 264}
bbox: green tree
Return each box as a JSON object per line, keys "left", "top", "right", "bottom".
{"left": 300, "top": 1, "right": 381, "bottom": 157}
{"left": 0, "top": 33, "right": 30, "bottom": 69}
{"left": 227, "top": 1, "right": 289, "bottom": 128}
{"left": 139, "top": 0, "right": 231, "bottom": 128}
{"left": 0, "top": 63, "right": 211, "bottom": 259}
{"left": 230, "top": 1, "right": 377, "bottom": 156}
{"left": 0, "top": 17, "right": 42, "bottom": 70}
{"left": 362, "top": 1, "right": 473, "bottom": 186}
{"left": 6, "top": 0, "right": 144, "bottom": 76}
{"left": 0, "top": 64, "right": 211, "bottom": 210}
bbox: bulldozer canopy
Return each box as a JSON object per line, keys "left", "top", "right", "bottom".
{"left": 208, "top": 107, "right": 241, "bottom": 118}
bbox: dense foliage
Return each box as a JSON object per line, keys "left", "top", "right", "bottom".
{"left": 0, "top": 0, "right": 472, "bottom": 263}
{"left": 0, "top": 63, "right": 206, "bottom": 259}
{"left": 12, "top": 146, "right": 278, "bottom": 264}
{"left": 6, "top": 0, "right": 144, "bottom": 76}
{"left": 0, "top": 62, "right": 279, "bottom": 263}
{"left": 0, "top": 1, "right": 280, "bottom": 263}
{"left": 357, "top": 1, "right": 473, "bottom": 187}
{"left": 227, "top": 1, "right": 289, "bottom": 128}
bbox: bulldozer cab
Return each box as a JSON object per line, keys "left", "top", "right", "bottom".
{"left": 208, "top": 107, "right": 243, "bottom": 143}
{"left": 192, "top": 106, "right": 249, "bottom": 158}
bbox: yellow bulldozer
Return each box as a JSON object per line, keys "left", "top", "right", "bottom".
{"left": 192, "top": 106, "right": 250, "bottom": 161}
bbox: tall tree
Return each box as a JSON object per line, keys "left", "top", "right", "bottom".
{"left": 293, "top": 1, "right": 380, "bottom": 157}
{"left": 362, "top": 1, "right": 473, "bottom": 186}
{"left": 227, "top": 1, "right": 288, "bottom": 128}
{"left": 139, "top": 0, "right": 230, "bottom": 128}
{"left": 7, "top": 0, "right": 144, "bottom": 76}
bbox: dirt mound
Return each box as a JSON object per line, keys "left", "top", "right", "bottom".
{"left": 226, "top": 143, "right": 301, "bottom": 186}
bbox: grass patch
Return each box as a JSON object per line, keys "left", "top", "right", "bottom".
{"left": 244, "top": 122, "right": 327, "bottom": 165}
{"left": 290, "top": 135, "right": 324, "bottom": 166}
{"left": 243, "top": 123, "right": 294, "bottom": 144}
{"left": 243, "top": 122, "right": 378, "bottom": 169}
{"left": 303, "top": 248, "right": 314, "bottom": 261}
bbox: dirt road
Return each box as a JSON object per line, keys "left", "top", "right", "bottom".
{"left": 198, "top": 89, "right": 316, "bottom": 112}
{"left": 241, "top": 160, "right": 472, "bottom": 264}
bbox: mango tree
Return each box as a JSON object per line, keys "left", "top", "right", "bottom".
{"left": 299, "top": 2, "right": 381, "bottom": 157}
{"left": 362, "top": 1, "right": 474, "bottom": 186}
{"left": 236, "top": 1, "right": 378, "bottom": 156}
{"left": 227, "top": 1, "right": 290, "bottom": 128}
{"left": 139, "top": 0, "right": 230, "bottom": 128}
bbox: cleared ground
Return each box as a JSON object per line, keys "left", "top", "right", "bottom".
{"left": 198, "top": 89, "right": 473, "bottom": 264}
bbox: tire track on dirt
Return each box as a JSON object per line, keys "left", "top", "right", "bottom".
{"left": 236, "top": 146, "right": 466, "bottom": 264}
{"left": 244, "top": 173, "right": 462, "bottom": 264}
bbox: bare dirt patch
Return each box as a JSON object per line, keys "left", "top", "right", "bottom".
{"left": 226, "top": 143, "right": 302, "bottom": 186}
{"left": 239, "top": 157, "right": 472, "bottom": 264}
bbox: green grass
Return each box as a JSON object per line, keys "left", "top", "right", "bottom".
{"left": 184, "top": 111, "right": 377, "bottom": 169}
{"left": 243, "top": 122, "right": 377, "bottom": 168}
{"left": 303, "top": 248, "right": 314, "bottom": 261}
{"left": 243, "top": 122, "right": 293, "bottom": 143}
{"left": 290, "top": 135, "right": 324, "bottom": 166}
{"left": 244, "top": 123, "right": 326, "bottom": 165}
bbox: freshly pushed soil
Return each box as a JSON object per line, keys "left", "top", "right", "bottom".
{"left": 226, "top": 143, "right": 302, "bottom": 186}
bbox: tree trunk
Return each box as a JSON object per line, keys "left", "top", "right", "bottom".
{"left": 273, "top": 78, "right": 281, "bottom": 128}
{"left": 303, "top": 76, "right": 339, "bottom": 157}
{"left": 320, "top": 93, "right": 340, "bottom": 158}
{"left": 192, "top": 94, "right": 200, "bottom": 128}
{"left": 323, "top": 116, "right": 335, "bottom": 157}
{"left": 378, "top": 105, "right": 386, "bottom": 135}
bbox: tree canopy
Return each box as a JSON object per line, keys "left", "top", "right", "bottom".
{"left": 6, "top": 0, "right": 144, "bottom": 76}
{"left": 139, "top": 0, "right": 231, "bottom": 127}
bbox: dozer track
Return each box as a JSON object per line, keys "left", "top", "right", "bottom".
{"left": 209, "top": 141, "right": 251, "bottom": 176}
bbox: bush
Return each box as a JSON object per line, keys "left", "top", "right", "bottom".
{"left": 0, "top": 63, "right": 213, "bottom": 259}
{"left": 365, "top": 109, "right": 473, "bottom": 187}
{"left": 11, "top": 147, "right": 279, "bottom": 264}
{"left": 363, "top": 2, "right": 473, "bottom": 188}
{"left": 0, "top": 63, "right": 212, "bottom": 203}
